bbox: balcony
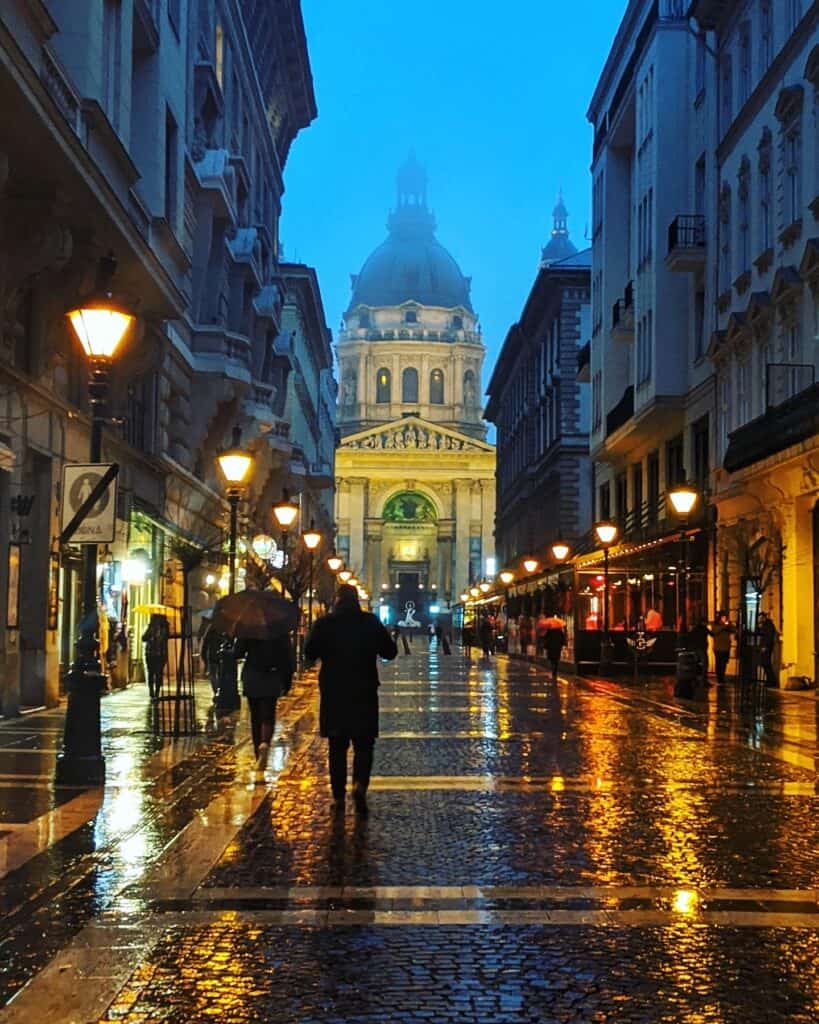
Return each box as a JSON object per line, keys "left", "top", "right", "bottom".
{"left": 606, "top": 385, "right": 634, "bottom": 437}
{"left": 666, "top": 214, "right": 705, "bottom": 272}
{"left": 611, "top": 282, "right": 634, "bottom": 342}
{"left": 724, "top": 381, "right": 819, "bottom": 474}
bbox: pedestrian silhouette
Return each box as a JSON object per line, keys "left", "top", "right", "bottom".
{"left": 305, "top": 584, "right": 397, "bottom": 816}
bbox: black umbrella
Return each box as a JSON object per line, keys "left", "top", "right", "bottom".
{"left": 211, "top": 590, "right": 298, "bottom": 640}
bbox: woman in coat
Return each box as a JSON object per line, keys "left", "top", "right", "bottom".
{"left": 304, "top": 584, "right": 397, "bottom": 816}
{"left": 235, "top": 631, "right": 294, "bottom": 770}
{"left": 142, "top": 614, "right": 169, "bottom": 700}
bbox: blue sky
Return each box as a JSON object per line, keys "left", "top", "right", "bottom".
{"left": 280, "top": 0, "right": 626, "bottom": 387}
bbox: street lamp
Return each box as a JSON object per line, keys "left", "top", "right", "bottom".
{"left": 57, "top": 256, "right": 134, "bottom": 785}
{"left": 272, "top": 489, "right": 299, "bottom": 576}
{"left": 326, "top": 552, "right": 343, "bottom": 574}
{"left": 499, "top": 570, "right": 515, "bottom": 586}
{"left": 668, "top": 484, "right": 699, "bottom": 640}
{"left": 302, "top": 520, "right": 322, "bottom": 632}
{"left": 459, "top": 592, "right": 469, "bottom": 603}
{"left": 522, "top": 557, "right": 540, "bottom": 575}
{"left": 469, "top": 585, "right": 480, "bottom": 599}
{"left": 217, "top": 428, "right": 254, "bottom": 595}
{"left": 338, "top": 569, "right": 353, "bottom": 584}
{"left": 551, "top": 541, "right": 571, "bottom": 563}
{"left": 479, "top": 580, "right": 491, "bottom": 594}
{"left": 594, "top": 520, "right": 619, "bottom": 671}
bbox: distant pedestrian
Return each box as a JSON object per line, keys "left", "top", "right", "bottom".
{"left": 710, "top": 610, "right": 736, "bottom": 685}
{"left": 543, "top": 620, "right": 567, "bottom": 681}
{"left": 479, "top": 616, "right": 494, "bottom": 659}
{"left": 142, "top": 613, "right": 169, "bottom": 700}
{"left": 235, "top": 631, "right": 294, "bottom": 771}
{"left": 434, "top": 620, "right": 451, "bottom": 655}
{"left": 756, "top": 611, "right": 779, "bottom": 687}
{"left": 305, "top": 585, "right": 397, "bottom": 816}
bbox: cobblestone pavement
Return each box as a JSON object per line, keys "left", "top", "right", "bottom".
{"left": 1, "top": 651, "right": 819, "bottom": 1022}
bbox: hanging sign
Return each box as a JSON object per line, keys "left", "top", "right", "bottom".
{"left": 60, "top": 463, "right": 119, "bottom": 544}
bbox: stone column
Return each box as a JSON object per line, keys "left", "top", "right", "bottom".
{"left": 347, "top": 478, "right": 367, "bottom": 574}
{"left": 437, "top": 521, "right": 455, "bottom": 601}
{"left": 781, "top": 498, "right": 812, "bottom": 681}
{"left": 364, "top": 519, "right": 382, "bottom": 596}
{"left": 453, "top": 479, "right": 472, "bottom": 597}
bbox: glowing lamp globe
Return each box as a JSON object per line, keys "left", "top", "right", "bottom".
{"left": 499, "top": 570, "right": 515, "bottom": 586}
{"left": 469, "top": 586, "right": 480, "bottom": 598}
{"left": 327, "top": 553, "right": 343, "bottom": 573}
{"left": 303, "top": 521, "right": 322, "bottom": 551}
{"left": 668, "top": 484, "right": 699, "bottom": 517}
{"left": 460, "top": 592, "right": 469, "bottom": 602}
{"left": 479, "top": 580, "right": 491, "bottom": 593}
{"left": 67, "top": 300, "right": 134, "bottom": 360}
{"left": 217, "top": 428, "right": 253, "bottom": 487}
{"left": 273, "top": 490, "right": 299, "bottom": 530}
{"left": 551, "top": 541, "right": 571, "bottom": 563}
{"left": 522, "top": 557, "right": 539, "bottom": 575}
{"left": 338, "top": 569, "right": 353, "bottom": 584}
{"left": 594, "top": 521, "right": 618, "bottom": 547}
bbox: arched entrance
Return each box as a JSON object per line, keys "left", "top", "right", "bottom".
{"left": 381, "top": 491, "right": 439, "bottom": 626}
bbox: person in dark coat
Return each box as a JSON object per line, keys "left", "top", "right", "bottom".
{"left": 142, "top": 614, "right": 169, "bottom": 700}
{"left": 235, "top": 632, "right": 294, "bottom": 770}
{"left": 756, "top": 611, "right": 779, "bottom": 687}
{"left": 688, "top": 618, "right": 710, "bottom": 682}
{"left": 304, "top": 585, "right": 397, "bottom": 816}
{"left": 544, "top": 624, "right": 567, "bottom": 681}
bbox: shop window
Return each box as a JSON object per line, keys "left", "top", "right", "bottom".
{"left": 691, "top": 415, "right": 710, "bottom": 490}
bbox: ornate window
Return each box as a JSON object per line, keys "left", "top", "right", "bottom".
{"left": 402, "top": 367, "right": 419, "bottom": 403}
{"left": 429, "top": 369, "right": 444, "bottom": 405}
{"left": 463, "top": 370, "right": 476, "bottom": 409}
{"left": 775, "top": 86, "right": 804, "bottom": 232}
{"left": 719, "top": 182, "right": 732, "bottom": 293}
{"left": 376, "top": 368, "right": 391, "bottom": 404}
{"left": 758, "top": 129, "right": 773, "bottom": 254}
{"left": 404, "top": 309, "right": 417, "bottom": 324}
{"left": 738, "top": 158, "right": 750, "bottom": 273}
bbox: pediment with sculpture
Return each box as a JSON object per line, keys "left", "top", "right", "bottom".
{"left": 339, "top": 417, "right": 493, "bottom": 454}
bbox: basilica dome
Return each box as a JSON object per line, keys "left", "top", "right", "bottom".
{"left": 348, "top": 156, "right": 473, "bottom": 313}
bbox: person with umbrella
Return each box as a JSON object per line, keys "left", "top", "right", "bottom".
{"left": 542, "top": 615, "right": 567, "bottom": 681}
{"left": 304, "top": 584, "right": 397, "bottom": 816}
{"left": 142, "top": 613, "right": 170, "bottom": 700}
{"left": 211, "top": 590, "right": 297, "bottom": 770}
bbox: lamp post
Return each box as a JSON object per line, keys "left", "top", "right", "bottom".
{"left": 56, "top": 257, "right": 134, "bottom": 785}
{"left": 522, "top": 557, "right": 540, "bottom": 575}
{"left": 217, "top": 428, "right": 254, "bottom": 595}
{"left": 668, "top": 484, "right": 699, "bottom": 642}
{"left": 272, "top": 489, "right": 299, "bottom": 582}
{"left": 550, "top": 541, "right": 571, "bottom": 564}
{"left": 594, "top": 520, "right": 619, "bottom": 672}
{"left": 326, "top": 552, "right": 343, "bottom": 574}
{"left": 302, "top": 520, "right": 322, "bottom": 633}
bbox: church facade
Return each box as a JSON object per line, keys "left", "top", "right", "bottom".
{"left": 335, "top": 158, "right": 496, "bottom": 625}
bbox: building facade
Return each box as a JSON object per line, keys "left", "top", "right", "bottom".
{"left": 486, "top": 201, "right": 592, "bottom": 570}
{"left": 335, "top": 158, "right": 495, "bottom": 625}
{"left": 690, "top": 0, "right": 819, "bottom": 683}
{"left": 0, "top": 0, "right": 333, "bottom": 711}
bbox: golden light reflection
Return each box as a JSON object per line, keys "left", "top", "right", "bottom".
{"left": 672, "top": 889, "right": 699, "bottom": 915}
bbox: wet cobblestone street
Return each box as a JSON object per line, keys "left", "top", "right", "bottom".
{"left": 1, "top": 652, "right": 819, "bottom": 1022}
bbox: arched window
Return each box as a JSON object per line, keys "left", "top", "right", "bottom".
{"left": 463, "top": 369, "right": 477, "bottom": 408}
{"left": 430, "top": 369, "right": 444, "bottom": 405}
{"left": 376, "top": 368, "right": 391, "bottom": 404}
{"left": 402, "top": 367, "right": 419, "bottom": 403}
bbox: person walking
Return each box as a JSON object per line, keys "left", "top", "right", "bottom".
{"left": 479, "top": 615, "right": 494, "bottom": 659}
{"left": 235, "top": 631, "right": 294, "bottom": 771}
{"left": 142, "top": 613, "right": 169, "bottom": 700}
{"left": 756, "top": 611, "right": 779, "bottom": 688}
{"left": 544, "top": 620, "right": 567, "bottom": 681}
{"left": 305, "top": 584, "right": 397, "bottom": 816}
{"left": 710, "top": 610, "right": 735, "bottom": 685}
{"left": 434, "top": 620, "right": 451, "bottom": 655}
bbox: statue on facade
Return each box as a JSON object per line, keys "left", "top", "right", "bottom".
{"left": 341, "top": 368, "right": 357, "bottom": 408}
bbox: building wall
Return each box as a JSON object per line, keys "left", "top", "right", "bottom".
{"left": 0, "top": 0, "right": 331, "bottom": 707}
{"left": 487, "top": 258, "right": 592, "bottom": 570}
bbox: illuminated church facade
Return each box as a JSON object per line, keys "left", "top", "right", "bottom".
{"left": 334, "top": 157, "right": 496, "bottom": 623}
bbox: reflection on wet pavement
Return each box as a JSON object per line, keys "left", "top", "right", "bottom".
{"left": 0, "top": 655, "right": 817, "bottom": 1022}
